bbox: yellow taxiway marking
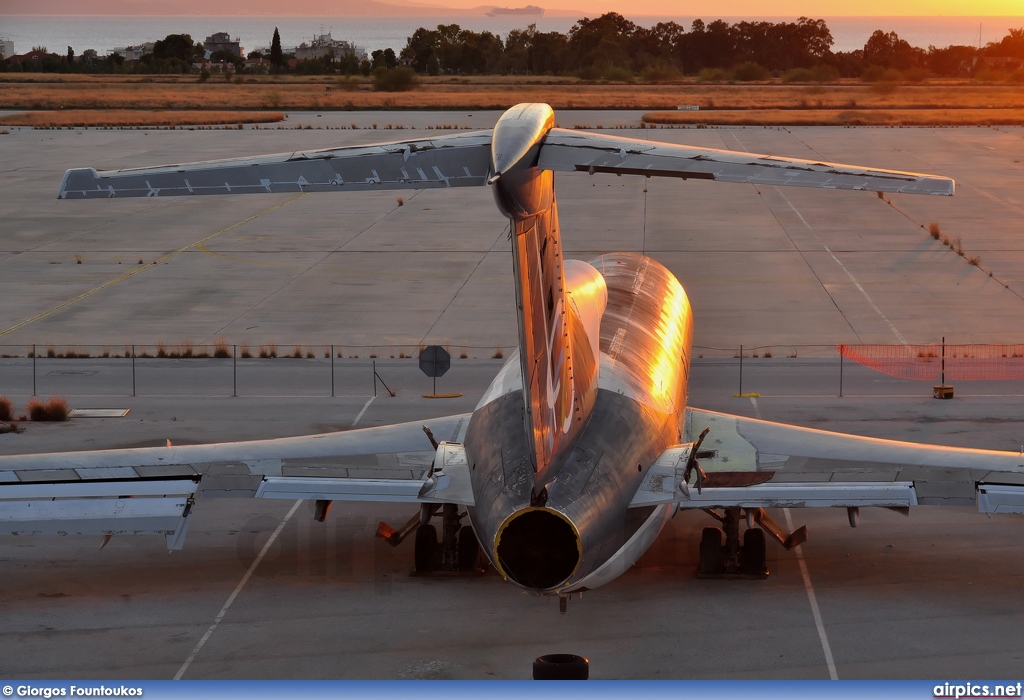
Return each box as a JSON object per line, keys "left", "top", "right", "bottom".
{"left": 0, "top": 195, "right": 305, "bottom": 339}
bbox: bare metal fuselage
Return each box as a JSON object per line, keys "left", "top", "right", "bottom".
{"left": 465, "top": 104, "right": 694, "bottom": 595}
{"left": 31, "top": 101, "right": 962, "bottom": 600}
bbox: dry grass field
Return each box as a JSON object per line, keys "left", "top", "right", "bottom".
{"left": 1, "top": 74, "right": 1022, "bottom": 125}
{"left": 0, "top": 110, "right": 286, "bottom": 127}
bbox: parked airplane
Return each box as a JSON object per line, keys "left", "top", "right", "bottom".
{"left": 4, "top": 104, "right": 1023, "bottom": 612}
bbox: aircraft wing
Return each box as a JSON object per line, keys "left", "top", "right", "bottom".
{"left": 57, "top": 131, "right": 494, "bottom": 199}
{"left": 539, "top": 128, "right": 954, "bottom": 196}
{"left": 0, "top": 414, "right": 472, "bottom": 550}
{"left": 630, "top": 407, "right": 1024, "bottom": 512}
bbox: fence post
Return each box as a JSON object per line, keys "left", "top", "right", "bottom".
{"left": 839, "top": 351, "right": 844, "bottom": 398}
{"left": 233, "top": 345, "right": 237, "bottom": 398}
{"left": 131, "top": 345, "right": 136, "bottom": 397}
{"left": 738, "top": 344, "right": 743, "bottom": 396}
{"left": 331, "top": 344, "right": 335, "bottom": 398}
{"left": 32, "top": 344, "right": 36, "bottom": 397}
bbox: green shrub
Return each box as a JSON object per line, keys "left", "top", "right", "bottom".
{"left": 640, "top": 63, "right": 681, "bottom": 82}
{"left": 602, "top": 66, "right": 634, "bottom": 82}
{"left": 697, "top": 67, "right": 730, "bottom": 82}
{"left": 732, "top": 62, "right": 769, "bottom": 81}
{"left": 783, "top": 65, "right": 838, "bottom": 83}
{"left": 335, "top": 76, "right": 360, "bottom": 91}
{"left": 372, "top": 67, "right": 417, "bottom": 92}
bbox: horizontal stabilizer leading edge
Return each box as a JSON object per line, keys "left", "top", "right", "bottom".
{"left": 57, "top": 131, "right": 494, "bottom": 199}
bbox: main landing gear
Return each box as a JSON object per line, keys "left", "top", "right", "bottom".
{"left": 377, "top": 503, "right": 483, "bottom": 575}
{"left": 697, "top": 506, "right": 808, "bottom": 579}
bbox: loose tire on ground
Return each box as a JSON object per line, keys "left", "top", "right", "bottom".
{"left": 532, "top": 653, "right": 589, "bottom": 680}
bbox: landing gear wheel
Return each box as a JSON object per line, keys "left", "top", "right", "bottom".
{"left": 741, "top": 527, "right": 767, "bottom": 576}
{"left": 532, "top": 653, "right": 590, "bottom": 680}
{"left": 457, "top": 526, "right": 480, "bottom": 571}
{"left": 698, "top": 526, "right": 723, "bottom": 575}
{"left": 414, "top": 523, "right": 438, "bottom": 573}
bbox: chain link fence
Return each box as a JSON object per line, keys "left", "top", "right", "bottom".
{"left": 3, "top": 343, "right": 1024, "bottom": 401}
{"left": 0, "top": 344, "right": 514, "bottom": 400}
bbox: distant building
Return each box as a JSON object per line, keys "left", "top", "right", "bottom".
{"left": 976, "top": 55, "right": 1024, "bottom": 72}
{"left": 6, "top": 49, "right": 49, "bottom": 65}
{"left": 0, "top": 37, "right": 14, "bottom": 60}
{"left": 110, "top": 42, "right": 154, "bottom": 61}
{"left": 293, "top": 33, "right": 364, "bottom": 61}
{"left": 204, "top": 32, "right": 242, "bottom": 58}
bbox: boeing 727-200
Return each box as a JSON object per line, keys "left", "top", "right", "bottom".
{"left": 3, "top": 104, "right": 1023, "bottom": 612}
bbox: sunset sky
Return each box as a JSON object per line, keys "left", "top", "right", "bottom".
{"left": 544, "top": 0, "right": 1020, "bottom": 15}
{"left": 9, "top": 0, "right": 1024, "bottom": 16}
{"left": 431, "top": 0, "right": 1023, "bottom": 15}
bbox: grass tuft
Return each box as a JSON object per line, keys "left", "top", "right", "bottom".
{"left": 492, "top": 347, "right": 504, "bottom": 359}
{"left": 212, "top": 338, "right": 232, "bottom": 358}
{"left": 27, "top": 396, "right": 69, "bottom": 422}
{"left": 0, "top": 396, "right": 12, "bottom": 422}
{"left": 928, "top": 222, "right": 941, "bottom": 239}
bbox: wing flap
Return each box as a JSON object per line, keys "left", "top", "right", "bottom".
{"left": 539, "top": 128, "right": 954, "bottom": 196}
{"left": 58, "top": 132, "right": 493, "bottom": 199}
{"left": 686, "top": 407, "right": 1024, "bottom": 506}
{"left": 0, "top": 477, "right": 198, "bottom": 550}
{"left": 0, "top": 415, "right": 472, "bottom": 547}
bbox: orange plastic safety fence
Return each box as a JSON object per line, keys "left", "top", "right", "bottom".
{"left": 837, "top": 344, "right": 1024, "bottom": 381}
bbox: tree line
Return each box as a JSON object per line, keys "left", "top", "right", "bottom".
{"left": 398, "top": 15, "right": 1024, "bottom": 80}
{"left": 4, "top": 15, "right": 1023, "bottom": 81}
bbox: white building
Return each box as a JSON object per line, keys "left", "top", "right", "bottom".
{"left": 110, "top": 42, "right": 155, "bottom": 61}
{"left": 293, "top": 33, "right": 364, "bottom": 61}
{"left": 0, "top": 37, "right": 14, "bottom": 60}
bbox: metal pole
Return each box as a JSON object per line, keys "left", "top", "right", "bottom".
{"left": 941, "top": 336, "right": 946, "bottom": 385}
{"left": 839, "top": 351, "right": 844, "bottom": 398}
{"left": 32, "top": 344, "right": 36, "bottom": 397}
{"left": 131, "top": 345, "right": 136, "bottom": 397}
{"left": 372, "top": 359, "right": 377, "bottom": 397}
{"left": 331, "top": 344, "right": 335, "bottom": 397}
{"left": 738, "top": 344, "right": 743, "bottom": 396}
{"left": 233, "top": 345, "right": 237, "bottom": 397}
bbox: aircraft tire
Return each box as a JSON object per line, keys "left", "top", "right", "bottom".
{"left": 699, "top": 526, "right": 723, "bottom": 575}
{"left": 532, "top": 653, "right": 589, "bottom": 680}
{"left": 457, "top": 526, "right": 479, "bottom": 571}
{"left": 741, "top": 527, "right": 767, "bottom": 575}
{"left": 414, "top": 523, "right": 438, "bottom": 573}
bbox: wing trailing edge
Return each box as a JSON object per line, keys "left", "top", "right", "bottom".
{"left": 539, "top": 128, "right": 954, "bottom": 196}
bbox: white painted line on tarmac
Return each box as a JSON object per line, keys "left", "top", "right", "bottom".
{"left": 352, "top": 396, "right": 376, "bottom": 427}
{"left": 174, "top": 498, "right": 302, "bottom": 680}
{"left": 774, "top": 188, "right": 908, "bottom": 346}
{"left": 785, "top": 507, "right": 839, "bottom": 681}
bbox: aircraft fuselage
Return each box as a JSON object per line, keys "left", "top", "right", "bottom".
{"left": 464, "top": 252, "right": 694, "bottom": 594}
